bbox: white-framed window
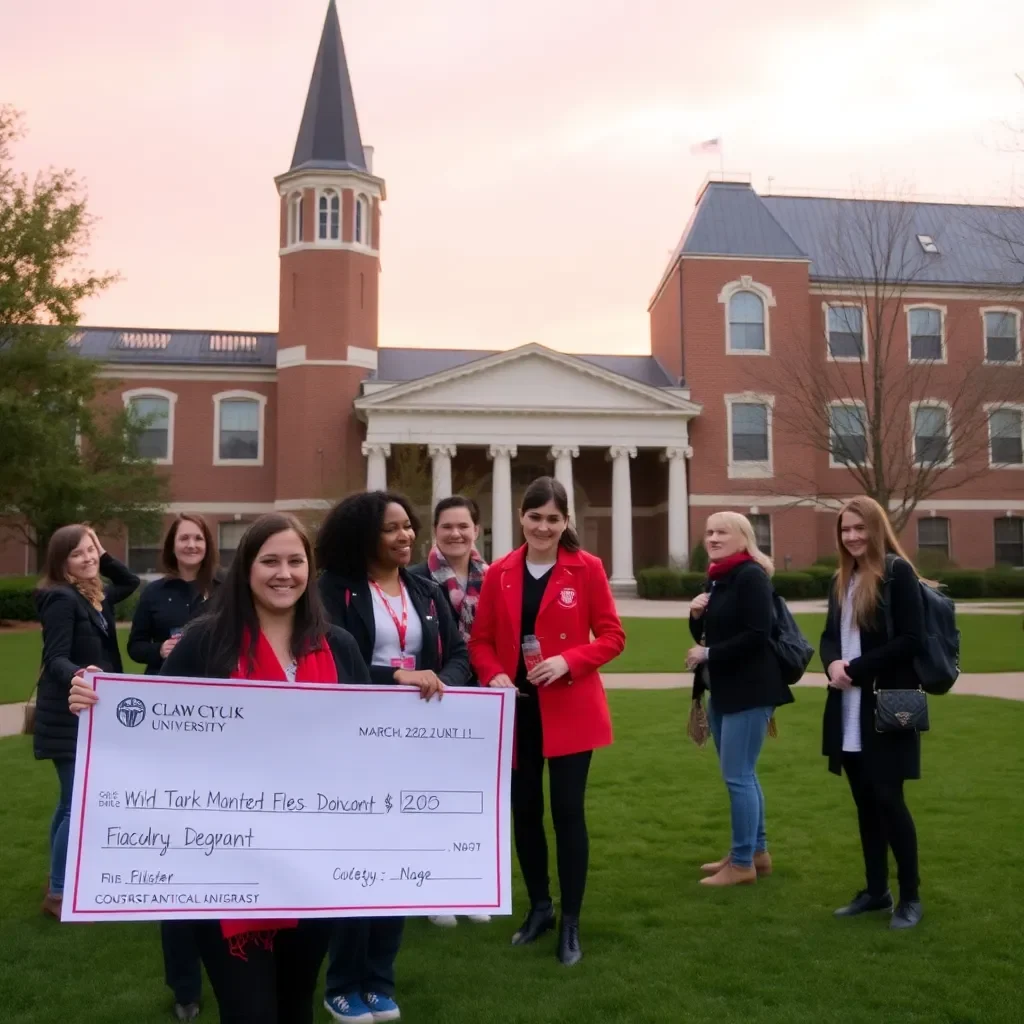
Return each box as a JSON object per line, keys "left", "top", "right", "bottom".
{"left": 718, "top": 277, "right": 775, "bottom": 355}
{"left": 917, "top": 516, "right": 950, "bottom": 558}
{"left": 911, "top": 401, "right": 952, "bottom": 468}
{"left": 828, "top": 401, "right": 869, "bottom": 467}
{"left": 318, "top": 188, "right": 340, "bottom": 241}
{"left": 287, "top": 192, "right": 303, "bottom": 246}
{"left": 825, "top": 303, "right": 866, "bottom": 361}
{"left": 987, "top": 404, "right": 1024, "bottom": 467}
{"left": 906, "top": 305, "right": 945, "bottom": 363}
{"left": 213, "top": 391, "right": 267, "bottom": 466}
{"left": 981, "top": 308, "right": 1021, "bottom": 365}
{"left": 123, "top": 388, "right": 176, "bottom": 465}
{"left": 749, "top": 513, "right": 772, "bottom": 557}
{"left": 725, "top": 393, "right": 774, "bottom": 479}
{"left": 994, "top": 516, "right": 1024, "bottom": 567}
{"left": 355, "top": 193, "right": 370, "bottom": 246}
{"left": 127, "top": 524, "right": 163, "bottom": 576}
{"left": 219, "top": 522, "right": 249, "bottom": 568}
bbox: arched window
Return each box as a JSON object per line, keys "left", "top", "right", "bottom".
{"left": 355, "top": 194, "right": 370, "bottom": 245}
{"left": 318, "top": 189, "right": 340, "bottom": 241}
{"left": 123, "top": 389, "right": 177, "bottom": 464}
{"left": 287, "top": 192, "right": 303, "bottom": 245}
{"left": 728, "top": 291, "right": 765, "bottom": 351}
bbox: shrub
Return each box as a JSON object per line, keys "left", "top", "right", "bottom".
{"left": 771, "top": 572, "right": 819, "bottom": 600}
{"left": 636, "top": 568, "right": 705, "bottom": 599}
{"left": 915, "top": 550, "right": 958, "bottom": 577}
{"left": 980, "top": 570, "right": 1024, "bottom": 599}
{"left": 689, "top": 543, "right": 709, "bottom": 573}
{"left": 813, "top": 554, "right": 839, "bottom": 569}
{"left": 933, "top": 571, "right": 985, "bottom": 599}
{"left": 0, "top": 576, "right": 38, "bottom": 621}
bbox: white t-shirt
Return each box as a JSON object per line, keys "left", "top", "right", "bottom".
{"left": 525, "top": 560, "right": 556, "bottom": 580}
{"left": 839, "top": 576, "right": 863, "bottom": 753}
{"left": 370, "top": 583, "right": 424, "bottom": 668}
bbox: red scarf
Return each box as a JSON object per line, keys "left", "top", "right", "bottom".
{"left": 707, "top": 551, "right": 754, "bottom": 580}
{"left": 221, "top": 629, "right": 338, "bottom": 959}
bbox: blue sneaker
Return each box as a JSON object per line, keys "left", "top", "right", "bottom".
{"left": 364, "top": 992, "right": 401, "bottom": 1022}
{"left": 324, "top": 993, "right": 374, "bottom": 1023}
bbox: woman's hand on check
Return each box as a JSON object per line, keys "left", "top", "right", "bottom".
{"left": 69, "top": 666, "right": 102, "bottom": 714}
{"left": 394, "top": 669, "right": 445, "bottom": 702}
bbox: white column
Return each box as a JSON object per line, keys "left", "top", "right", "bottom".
{"left": 548, "top": 445, "right": 579, "bottom": 522}
{"left": 361, "top": 442, "right": 390, "bottom": 491}
{"left": 608, "top": 446, "right": 637, "bottom": 593}
{"left": 663, "top": 446, "right": 691, "bottom": 568}
{"left": 428, "top": 444, "right": 456, "bottom": 511}
{"left": 488, "top": 444, "right": 517, "bottom": 558}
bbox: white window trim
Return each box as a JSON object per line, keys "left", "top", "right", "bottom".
{"left": 824, "top": 301, "right": 868, "bottom": 363}
{"left": 123, "top": 387, "right": 177, "bottom": 465}
{"left": 916, "top": 514, "right": 951, "bottom": 558}
{"left": 827, "top": 399, "right": 871, "bottom": 468}
{"left": 718, "top": 276, "right": 775, "bottom": 356}
{"left": 725, "top": 392, "right": 774, "bottom": 479}
{"left": 984, "top": 402, "right": 1024, "bottom": 470}
{"left": 905, "top": 303, "right": 947, "bottom": 364}
{"left": 316, "top": 187, "right": 342, "bottom": 242}
{"left": 980, "top": 306, "right": 1022, "bottom": 366}
{"left": 213, "top": 390, "right": 267, "bottom": 467}
{"left": 286, "top": 191, "right": 303, "bottom": 247}
{"left": 910, "top": 399, "right": 954, "bottom": 469}
{"left": 355, "top": 193, "right": 371, "bottom": 248}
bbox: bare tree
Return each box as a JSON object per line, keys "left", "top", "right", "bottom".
{"left": 758, "top": 193, "right": 1024, "bottom": 532}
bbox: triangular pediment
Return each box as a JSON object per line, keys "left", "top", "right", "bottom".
{"left": 356, "top": 344, "right": 700, "bottom": 416}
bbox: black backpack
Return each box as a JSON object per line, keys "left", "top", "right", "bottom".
{"left": 771, "top": 591, "right": 814, "bottom": 685}
{"left": 882, "top": 554, "right": 960, "bottom": 695}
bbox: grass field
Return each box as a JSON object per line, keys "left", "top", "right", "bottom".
{"left": 2, "top": 613, "right": 1022, "bottom": 706}
{"left": 1, "top": 692, "right": 1022, "bottom": 1024}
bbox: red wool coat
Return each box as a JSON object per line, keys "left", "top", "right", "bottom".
{"left": 469, "top": 545, "right": 625, "bottom": 759}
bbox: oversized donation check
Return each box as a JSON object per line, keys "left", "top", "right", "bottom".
{"left": 62, "top": 673, "right": 515, "bottom": 922}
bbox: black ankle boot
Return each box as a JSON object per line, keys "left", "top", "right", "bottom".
{"left": 557, "top": 915, "right": 582, "bottom": 966}
{"left": 511, "top": 901, "right": 555, "bottom": 945}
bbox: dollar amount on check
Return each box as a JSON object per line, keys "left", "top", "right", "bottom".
{"left": 62, "top": 675, "right": 515, "bottom": 922}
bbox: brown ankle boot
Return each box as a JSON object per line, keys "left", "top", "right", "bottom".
{"left": 700, "top": 854, "right": 731, "bottom": 874}
{"left": 754, "top": 850, "right": 773, "bottom": 877}
{"left": 700, "top": 863, "right": 757, "bottom": 887}
{"left": 41, "top": 893, "right": 62, "bottom": 920}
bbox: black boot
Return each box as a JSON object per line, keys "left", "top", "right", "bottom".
{"left": 890, "top": 900, "right": 923, "bottom": 930}
{"left": 833, "top": 889, "right": 894, "bottom": 917}
{"left": 557, "top": 915, "right": 582, "bottom": 966}
{"left": 511, "top": 901, "right": 555, "bottom": 945}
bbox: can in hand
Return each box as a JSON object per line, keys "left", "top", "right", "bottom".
{"left": 522, "top": 634, "right": 544, "bottom": 673}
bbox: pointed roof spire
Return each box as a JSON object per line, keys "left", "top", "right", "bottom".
{"left": 290, "top": 0, "right": 366, "bottom": 173}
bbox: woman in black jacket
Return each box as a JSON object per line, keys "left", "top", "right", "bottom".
{"left": 686, "top": 511, "right": 793, "bottom": 887}
{"left": 34, "top": 524, "right": 139, "bottom": 918}
{"left": 126, "top": 512, "right": 221, "bottom": 1021}
{"left": 70, "top": 513, "right": 369, "bottom": 1024}
{"left": 820, "top": 495, "right": 927, "bottom": 930}
{"left": 316, "top": 490, "right": 470, "bottom": 1024}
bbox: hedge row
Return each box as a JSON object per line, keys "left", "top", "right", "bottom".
{"left": 0, "top": 576, "right": 143, "bottom": 622}
{"left": 636, "top": 566, "right": 1024, "bottom": 600}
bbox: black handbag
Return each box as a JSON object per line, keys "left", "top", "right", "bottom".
{"left": 874, "top": 685, "right": 929, "bottom": 734}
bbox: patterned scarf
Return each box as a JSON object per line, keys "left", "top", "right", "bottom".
{"left": 427, "top": 546, "right": 488, "bottom": 640}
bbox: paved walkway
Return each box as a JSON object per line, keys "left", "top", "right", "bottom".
{"left": 617, "top": 598, "right": 1024, "bottom": 618}
{"left": 2, "top": 671, "right": 1020, "bottom": 739}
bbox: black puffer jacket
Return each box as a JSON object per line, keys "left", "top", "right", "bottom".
{"left": 33, "top": 553, "right": 140, "bottom": 761}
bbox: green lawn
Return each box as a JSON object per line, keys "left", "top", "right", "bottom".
{"left": 1, "top": 613, "right": 1022, "bottom": 706}
{"left": 1, "top": 692, "right": 1021, "bottom": 1024}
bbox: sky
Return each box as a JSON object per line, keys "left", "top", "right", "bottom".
{"left": 2, "top": 0, "right": 1023, "bottom": 355}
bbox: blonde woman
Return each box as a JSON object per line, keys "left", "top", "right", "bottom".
{"left": 820, "top": 496, "right": 927, "bottom": 930}
{"left": 686, "top": 512, "right": 794, "bottom": 887}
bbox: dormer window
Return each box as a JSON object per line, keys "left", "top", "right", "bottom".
{"left": 319, "top": 189, "right": 340, "bottom": 241}
{"left": 917, "top": 234, "right": 938, "bottom": 254}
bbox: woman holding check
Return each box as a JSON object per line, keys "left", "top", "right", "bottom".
{"left": 469, "top": 476, "right": 625, "bottom": 966}
{"left": 70, "top": 513, "right": 369, "bottom": 1024}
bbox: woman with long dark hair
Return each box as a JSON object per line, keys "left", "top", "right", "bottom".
{"left": 316, "top": 489, "right": 471, "bottom": 1023}
{"left": 71, "top": 513, "right": 369, "bottom": 1024}
{"left": 126, "top": 513, "right": 221, "bottom": 1021}
{"left": 469, "top": 476, "right": 625, "bottom": 966}
{"left": 33, "top": 524, "right": 139, "bottom": 919}
{"left": 820, "top": 496, "right": 927, "bottom": 930}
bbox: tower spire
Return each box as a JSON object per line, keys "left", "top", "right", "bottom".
{"left": 290, "top": 0, "right": 365, "bottom": 173}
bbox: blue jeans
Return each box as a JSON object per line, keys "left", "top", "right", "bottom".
{"left": 707, "top": 702, "right": 772, "bottom": 868}
{"left": 50, "top": 758, "right": 75, "bottom": 896}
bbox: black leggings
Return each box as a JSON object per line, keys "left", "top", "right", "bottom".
{"left": 193, "top": 919, "right": 332, "bottom": 1024}
{"left": 511, "top": 695, "right": 593, "bottom": 917}
{"left": 842, "top": 754, "right": 920, "bottom": 903}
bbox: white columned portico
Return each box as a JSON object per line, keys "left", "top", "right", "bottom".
{"left": 663, "top": 446, "right": 692, "bottom": 568}
{"left": 362, "top": 442, "right": 390, "bottom": 491}
{"left": 548, "top": 445, "right": 579, "bottom": 522}
{"left": 488, "top": 444, "right": 517, "bottom": 558}
{"left": 428, "top": 444, "right": 456, "bottom": 512}
{"left": 608, "top": 446, "right": 637, "bottom": 593}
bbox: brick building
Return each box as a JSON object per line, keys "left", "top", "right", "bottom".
{"left": 3, "top": 1, "right": 1023, "bottom": 585}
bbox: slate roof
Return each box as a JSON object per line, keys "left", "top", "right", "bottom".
{"left": 289, "top": 0, "right": 366, "bottom": 173}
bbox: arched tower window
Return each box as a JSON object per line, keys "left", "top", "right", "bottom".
{"left": 287, "top": 192, "right": 303, "bottom": 245}
{"left": 355, "top": 193, "right": 370, "bottom": 245}
{"left": 319, "top": 189, "right": 340, "bottom": 241}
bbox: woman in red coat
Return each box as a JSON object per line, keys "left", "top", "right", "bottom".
{"left": 469, "top": 476, "right": 624, "bottom": 966}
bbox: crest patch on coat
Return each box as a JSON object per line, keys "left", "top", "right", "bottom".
{"left": 558, "top": 587, "right": 577, "bottom": 608}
